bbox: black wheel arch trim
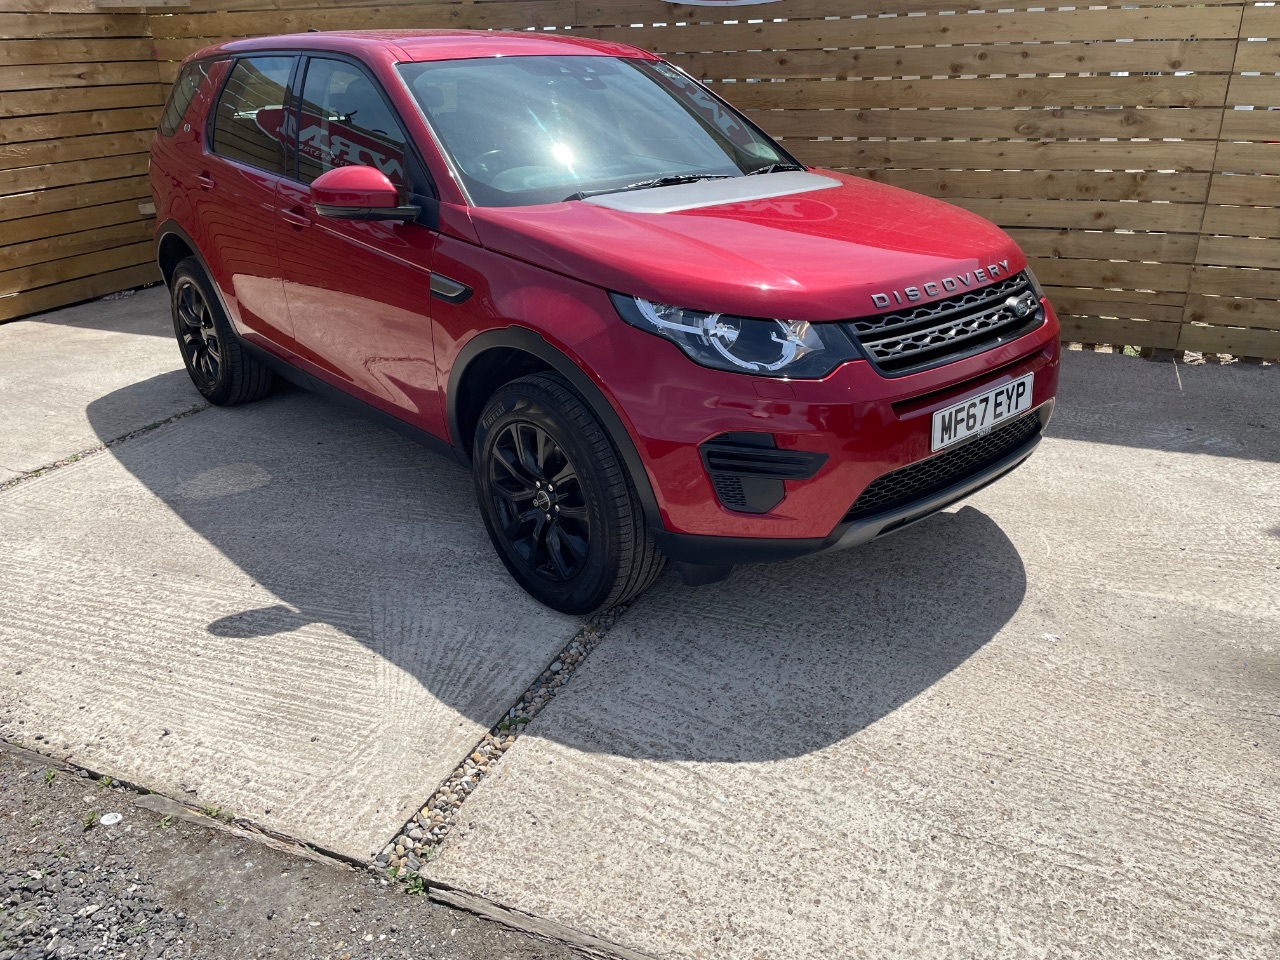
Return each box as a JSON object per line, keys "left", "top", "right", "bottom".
{"left": 448, "top": 328, "right": 664, "bottom": 533}
{"left": 157, "top": 220, "right": 258, "bottom": 361}
{"left": 156, "top": 221, "right": 215, "bottom": 290}
{"left": 156, "top": 220, "right": 252, "bottom": 341}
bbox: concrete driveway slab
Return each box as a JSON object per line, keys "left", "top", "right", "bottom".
{"left": 1051, "top": 350, "right": 1277, "bottom": 461}
{"left": 0, "top": 287, "right": 197, "bottom": 480}
{"left": 0, "top": 383, "right": 579, "bottom": 859}
{"left": 427, "top": 354, "right": 1280, "bottom": 959}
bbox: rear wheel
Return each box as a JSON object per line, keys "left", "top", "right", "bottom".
{"left": 170, "top": 257, "right": 273, "bottom": 405}
{"left": 473, "top": 373, "right": 665, "bottom": 614}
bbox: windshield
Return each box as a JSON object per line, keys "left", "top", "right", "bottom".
{"left": 397, "top": 55, "right": 796, "bottom": 207}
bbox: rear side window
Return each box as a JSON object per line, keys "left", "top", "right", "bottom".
{"left": 296, "top": 58, "right": 409, "bottom": 188}
{"left": 210, "top": 56, "right": 296, "bottom": 175}
{"left": 158, "top": 61, "right": 209, "bottom": 137}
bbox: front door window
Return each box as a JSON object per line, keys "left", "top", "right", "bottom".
{"left": 296, "top": 58, "right": 410, "bottom": 191}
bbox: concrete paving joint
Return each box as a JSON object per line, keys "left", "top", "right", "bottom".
{"left": 0, "top": 402, "right": 210, "bottom": 494}
{"left": 379, "top": 602, "right": 635, "bottom": 877}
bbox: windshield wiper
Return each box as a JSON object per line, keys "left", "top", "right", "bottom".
{"left": 565, "top": 174, "right": 732, "bottom": 202}
{"left": 745, "top": 162, "right": 807, "bottom": 176}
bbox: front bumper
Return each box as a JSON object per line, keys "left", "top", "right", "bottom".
{"left": 652, "top": 401, "right": 1050, "bottom": 565}
{"left": 577, "top": 301, "right": 1061, "bottom": 565}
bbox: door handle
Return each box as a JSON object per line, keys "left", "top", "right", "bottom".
{"left": 195, "top": 173, "right": 216, "bottom": 190}
{"left": 280, "top": 207, "right": 311, "bottom": 229}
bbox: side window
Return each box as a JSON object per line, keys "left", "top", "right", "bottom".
{"left": 158, "top": 61, "right": 209, "bottom": 137}
{"left": 210, "top": 56, "right": 295, "bottom": 175}
{"left": 296, "top": 58, "right": 408, "bottom": 189}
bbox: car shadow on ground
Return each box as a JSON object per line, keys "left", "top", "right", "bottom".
{"left": 73, "top": 368, "right": 206, "bottom": 444}
{"left": 527, "top": 504, "right": 1027, "bottom": 763}
{"left": 88, "top": 372, "right": 1027, "bottom": 764}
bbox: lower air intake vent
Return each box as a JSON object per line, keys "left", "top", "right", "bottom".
{"left": 711, "top": 474, "right": 749, "bottom": 512}
{"left": 844, "top": 412, "right": 1043, "bottom": 522}
{"left": 700, "top": 433, "right": 827, "bottom": 515}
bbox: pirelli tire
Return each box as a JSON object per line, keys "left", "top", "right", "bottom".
{"left": 472, "top": 372, "right": 666, "bottom": 614}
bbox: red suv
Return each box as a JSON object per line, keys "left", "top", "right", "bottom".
{"left": 150, "top": 30, "right": 1060, "bottom": 613}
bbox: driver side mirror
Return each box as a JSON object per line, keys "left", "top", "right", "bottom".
{"left": 310, "top": 165, "right": 419, "bottom": 222}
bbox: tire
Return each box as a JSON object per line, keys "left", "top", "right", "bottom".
{"left": 473, "top": 373, "right": 666, "bottom": 614}
{"left": 170, "top": 257, "right": 273, "bottom": 406}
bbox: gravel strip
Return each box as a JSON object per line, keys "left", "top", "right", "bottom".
{"left": 378, "top": 605, "right": 631, "bottom": 877}
{"left": 0, "top": 745, "right": 573, "bottom": 960}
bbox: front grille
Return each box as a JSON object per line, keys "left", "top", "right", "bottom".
{"left": 844, "top": 411, "right": 1043, "bottom": 522}
{"left": 846, "top": 272, "right": 1044, "bottom": 375}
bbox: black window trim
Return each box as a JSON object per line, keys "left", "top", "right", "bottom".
{"left": 205, "top": 52, "right": 303, "bottom": 180}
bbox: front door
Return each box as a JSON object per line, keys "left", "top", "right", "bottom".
{"left": 276, "top": 55, "right": 442, "bottom": 433}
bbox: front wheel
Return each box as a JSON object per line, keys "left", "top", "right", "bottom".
{"left": 473, "top": 373, "right": 665, "bottom": 614}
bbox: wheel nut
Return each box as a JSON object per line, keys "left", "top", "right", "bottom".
{"left": 535, "top": 481, "right": 541, "bottom": 488}
{"left": 554, "top": 505, "right": 560, "bottom": 512}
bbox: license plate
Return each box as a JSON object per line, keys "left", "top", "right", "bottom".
{"left": 931, "top": 373, "right": 1034, "bottom": 452}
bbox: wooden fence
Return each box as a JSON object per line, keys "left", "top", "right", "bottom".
{"left": 1, "top": 1, "right": 1276, "bottom": 360}
{"left": 0, "top": 3, "right": 168, "bottom": 322}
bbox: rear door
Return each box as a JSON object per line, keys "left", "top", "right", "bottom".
{"left": 196, "top": 54, "right": 299, "bottom": 351}
{"left": 276, "top": 54, "right": 442, "bottom": 431}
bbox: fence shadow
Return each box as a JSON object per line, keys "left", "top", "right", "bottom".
{"left": 1048, "top": 350, "right": 1279, "bottom": 463}
{"left": 25, "top": 286, "right": 170, "bottom": 338}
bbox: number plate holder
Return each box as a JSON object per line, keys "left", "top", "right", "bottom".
{"left": 931, "top": 373, "right": 1034, "bottom": 452}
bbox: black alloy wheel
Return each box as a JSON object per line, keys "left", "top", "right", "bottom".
{"left": 489, "top": 421, "right": 591, "bottom": 583}
{"left": 168, "top": 257, "right": 273, "bottom": 406}
{"left": 473, "top": 373, "right": 665, "bottom": 614}
{"left": 174, "top": 277, "right": 221, "bottom": 390}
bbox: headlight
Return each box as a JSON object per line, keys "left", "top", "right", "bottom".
{"left": 1026, "top": 267, "right": 1047, "bottom": 301}
{"left": 610, "top": 293, "right": 858, "bottom": 379}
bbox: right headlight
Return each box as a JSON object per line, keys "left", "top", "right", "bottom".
{"left": 610, "top": 293, "right": 858, "bottom": 379}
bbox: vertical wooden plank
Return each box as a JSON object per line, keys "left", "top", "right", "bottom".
{"left": 1180, "top": 7, "right": 1277, "bottom": 360}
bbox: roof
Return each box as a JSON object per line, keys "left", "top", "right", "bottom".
{"left": 198, "top": 29, "right": 657, "bottom": 65}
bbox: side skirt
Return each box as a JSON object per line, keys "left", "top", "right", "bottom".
{"left": 235, "top": 337, "right": 462, "bottom": 466}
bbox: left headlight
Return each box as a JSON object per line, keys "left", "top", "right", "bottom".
{"left": 610, "top": 293, "right": 858, "bottom": 379}
{"left": 1026, "top": 267, "right": 1047, "bottom": 302}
